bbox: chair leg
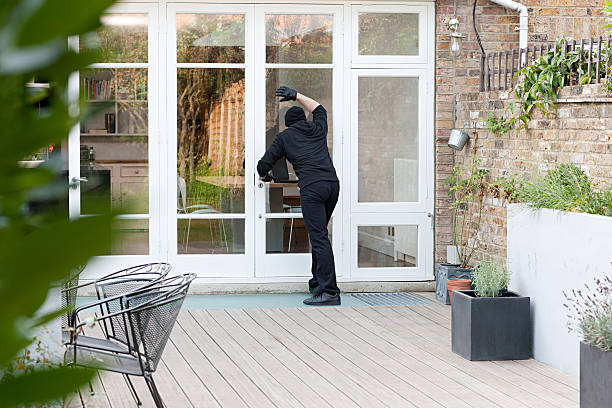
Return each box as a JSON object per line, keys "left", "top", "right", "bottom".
{"left": 185, "top": 218, "right": 192, "bottom": 253}
{"left": 288, "top": 218, "right": 294, "bottom": 253}
{"left": 145, "top": 374, "right": 164, "bottom": 408}
{"left": 77, "top": 389, "right": 86, "bottom": 408}
{"left": 123, "top": 374, "right": 142, "bottom": 406}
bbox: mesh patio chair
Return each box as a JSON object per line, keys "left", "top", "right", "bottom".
{"left": 65, "top": 273, "right": 195, "bottom": 408}
{"left": 61, "top": 263, "right": 171, "bottom": 344}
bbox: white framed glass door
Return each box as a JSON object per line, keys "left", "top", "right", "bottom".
{"left": 166, "top": 4, "right": 255, "bottom": 278}
{"left": 253, "top": 5, "right": 343, "bottom": 278}
{"left": 72, "top": 3, "right": 160, "bottom": 278}
{"left": 348, "top": 68, "right": 434, "bottom": 280}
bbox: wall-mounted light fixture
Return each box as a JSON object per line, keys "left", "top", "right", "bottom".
{"left": 448, "top": 18, "right": 466, "bottom": 58}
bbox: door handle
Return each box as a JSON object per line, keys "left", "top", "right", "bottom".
{"left": 70, "top": 177, "right": 88, "bottom": 189}
{"left": 258, "top": 181, "right": 264, "bottom": 188}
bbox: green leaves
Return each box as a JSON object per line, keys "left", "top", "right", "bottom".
{"left": 0, "top": 0, "right": 117, "bottom": 405}
{"left": 16, "top": 0, "right": 116, "bottom": 47}
{"left": 517, "top": 163, "right": 612, "bottom": 217}
{"left": 0, "top": 366, "right": 96, "bottom": 407}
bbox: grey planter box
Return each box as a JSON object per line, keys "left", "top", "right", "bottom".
{"left": 581, "top": 342, "right": 612, "bottom": 408}
{"left": 435, "top": 264, "right": 473, "bottom": 305}
{"left": 451, "top": 290, "right": 532, "bottom": 360}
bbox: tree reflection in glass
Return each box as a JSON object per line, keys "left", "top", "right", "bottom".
{"left": 177, "top": 14, "right": 245, "bottom": 63}
{"left": 266, "top": 14, "right": 333, "bottom": 64}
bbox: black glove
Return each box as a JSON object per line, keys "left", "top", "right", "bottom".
{"left": 262, "top": 173, "right": 275, "bottom": 182}
{"left": 275, "top": 86, "right": 297, "bottom": 102}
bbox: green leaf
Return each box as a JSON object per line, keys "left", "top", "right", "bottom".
{"left": 17, "top": 0, "right": 117, "bottom": 47}
{"left": 0, "top": 366, "right": 96, "bottom": 407}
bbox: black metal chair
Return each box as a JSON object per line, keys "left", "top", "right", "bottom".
{"left": 61, "top": 263, "right": 171, "bottom": 344}
{"left": 64, "top": 273, "right": 195, "bottom": 408}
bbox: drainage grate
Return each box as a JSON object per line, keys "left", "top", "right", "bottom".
{"left": 350, "top": 292, "right": 429, "bottom": 306}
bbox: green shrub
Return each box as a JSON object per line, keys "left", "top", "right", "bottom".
{"left": 472, "top": 260, "right": 509, "bottom": 298}
{"left": 518, "top": 163, "right": 612, "bottom": 217}
{"left": 564, "top": 276, "right": 612, "bottom": 352}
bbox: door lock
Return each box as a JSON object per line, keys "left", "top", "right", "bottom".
{"left": 258, "top": 182, "right": 264, "bottom": 188}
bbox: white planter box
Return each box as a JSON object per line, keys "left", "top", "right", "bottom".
{"left": 507, "top": 204, "right": 612, "bottom": 378}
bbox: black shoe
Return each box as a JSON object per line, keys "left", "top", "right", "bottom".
{"left": 303, "top": 292, "right": 341, "bottom": 306}
{"left": 309, "top": 286, "right": 318, "bottom": 294}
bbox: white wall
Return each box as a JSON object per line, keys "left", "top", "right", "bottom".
{"left": 507, "top": 204, "right": 612, "bottom": 378}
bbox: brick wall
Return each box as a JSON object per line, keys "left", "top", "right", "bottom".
{"left": 434, "top": 0, "right": 608, "bottom": 267}
{"left": 452, "top": 83, "right": 611, "bottom": 264}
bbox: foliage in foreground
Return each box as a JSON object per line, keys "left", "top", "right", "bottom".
{"left": 564, "top": 275, "right": 612, "bottom": 352}
{"left": 517, "top": 163, "right": 612, "bottom": 217}
{"left": 0, "top": 0, "right": 116, "bottom": 406}
{"left": 472, "top": 260, "right": 509, "bottom": 298}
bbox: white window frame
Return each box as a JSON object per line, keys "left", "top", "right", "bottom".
{"left": 351, "top": 3, "right": 429, "bottom": 65}
{"left": 165, "top": 3, "right": 255, "bottom": 278}
{"left": 350, "top": 68, "right": 433, "bottom": 214}
{"left": 253, "top": 4, "right": 344, "bottom": 278}
{"left": 74, "top": 2, "right": 161, "bottom": 279}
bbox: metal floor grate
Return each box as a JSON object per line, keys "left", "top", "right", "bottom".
{"left": 350, "top": 292, "right": 429, "bottom": 306}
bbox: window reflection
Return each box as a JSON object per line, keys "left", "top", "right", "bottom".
{"left": 358, "top": 13, "right": 419, "bottom": 56}
{"left": 358, "top": 225, "right": 417, "bottom": 267}
{"left": 81, "top": 13, "right": 148, "bottom": 63}
{"left": 177, "top": 14, "right": 245, "bottom": 63}
{"left": 177, "top": 69, "right": 245, "bottom": 214}
{"left": 266, "top": 14, "right": 333, "bottom": 63}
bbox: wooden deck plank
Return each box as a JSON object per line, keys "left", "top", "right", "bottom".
{"left": 390, "top": 305, "right": 580, "bottom": 405}
{"left": 161, "top": 331, "right": 221, "bottom": 407}
{"left": 208, "top": 308, "right": 333, "bottom": 408}
{"left": 367, "top": 306, "right": 578, "bottom": 408}
{"left": 514, "top": 359, "right": 579, "bottom": 390}
{"left": 343, "top": 306, "right": 547, "bottom": 408}
{"left": 270, "top": 307, "right": 422, "bottom": 408}
{"left": 244, "top": 308, "right": 372, "bottom": 408}
{"left": 153, "top": 359, "right": 195, "bottom": 408}
{"left": 171, "top": 314, "right": 249, "bottom": 408}
{"left": 314, "top": 307, "right": 516, "bottom": 408}
{"left": 179, "top": 311, "right": 274, "bottom": 408}
{"left": 227, "top": 308, "right": 360, "bottom": 408}
{"left": 190, "top": 309, "right": 304, "bottom": 408}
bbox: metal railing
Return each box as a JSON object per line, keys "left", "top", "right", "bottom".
{"left": 480, "top": 36, "right": 612, "bottom": 92}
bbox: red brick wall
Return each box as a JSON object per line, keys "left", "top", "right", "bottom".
{"left": 434, "top": 0, "right": 608, "bottom": 268}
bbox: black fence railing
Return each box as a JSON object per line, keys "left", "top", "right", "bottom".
{"left": 480, "top": 36, "right": 612, "bottom": 92}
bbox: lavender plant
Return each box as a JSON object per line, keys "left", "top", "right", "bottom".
{"left": 564, "top": 276, "right": 612, "bottom": 352}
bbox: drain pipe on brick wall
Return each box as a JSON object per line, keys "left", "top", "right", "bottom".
{"left": 488, "top": 0, "right": 529, "bottom": 51}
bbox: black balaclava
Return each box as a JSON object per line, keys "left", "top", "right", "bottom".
{"left": 284, "top": 106, "right": 306, "bottom": 127}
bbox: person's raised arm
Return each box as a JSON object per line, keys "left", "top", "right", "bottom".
{"left": 275, "top": 86, "right": 320, "bottom": 113}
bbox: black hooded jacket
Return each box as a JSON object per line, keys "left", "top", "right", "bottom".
{"left": 257, "top": 105, "right": 338, "bottom": 189}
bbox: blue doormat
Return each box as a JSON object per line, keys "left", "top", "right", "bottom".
{"left": 349, "top": 292, "right": 429, "bottom": 306}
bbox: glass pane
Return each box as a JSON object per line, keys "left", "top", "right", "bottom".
{"left": 177, "top": 14, "right": 245, "bottom": 63}
{"left": 264, "top": 68, "right": 332, "bottom": 209}
{"left": 358, "top": 225, "right": 417, "bottom": 268}
{"left": 80, "top": 68, "right": 149, "bottom": 214}
{"left": 358, "top": 76, "right": 418, "bottom": 203}
{"left": 178, "top": 219, "right": 245, "bottom": 254}
{"left": 81, "top": 14, "right": 148, "bottom": 63}
{"left": 358, "top": 13, "right": 419, "bottom": 56}
{"left": 266, "top": 218, "right": 332, "bottom": 254}
{"left": 177, "top": 69, "right": 245, "bottom": 214}
{"left": 110, "top": 219, "right": 149, "bottom": 255}
{"left": 266, "top": 14, "right": 333, "bottom": 63}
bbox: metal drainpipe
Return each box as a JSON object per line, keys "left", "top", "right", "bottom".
{"left": 488, "top": 0, "right": 529, "bottom": 51}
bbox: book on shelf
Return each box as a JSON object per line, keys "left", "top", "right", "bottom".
{"left": 82, "top": 77, "right": 114, "bottom": 100}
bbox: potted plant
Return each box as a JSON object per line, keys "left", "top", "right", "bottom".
{"left": 436, "top": 157, "right": 489, "bottom": 304}
{"left": 564, "top": 276, "right": 612, "bottom": 408}
{"left": 451, "top": 260, "right": 532, "bottom": 360}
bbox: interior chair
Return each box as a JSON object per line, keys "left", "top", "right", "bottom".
{"left": 282, "top": 204, "right": 302, "bottom": 252}
{"left": 65, "top": 273, "right": 195, "bottom": 408}
{"left": 177, "top": 175, "right": 228, "bottom": 253}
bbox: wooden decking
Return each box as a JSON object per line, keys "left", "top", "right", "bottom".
{"left": 70, "top": 292, "right": 579, "bottom": 408}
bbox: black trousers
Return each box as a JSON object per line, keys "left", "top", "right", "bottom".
{"left": 300, "top": 180, "right": 340, "bottom": 296}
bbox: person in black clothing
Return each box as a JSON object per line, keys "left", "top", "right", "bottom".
{"left": 257, "top": 86, "right": 340, "bottom": 306}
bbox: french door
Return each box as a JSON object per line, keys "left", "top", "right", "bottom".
{"left": 74, "top": 2, "right": 434, "bottom": 282}
{"left": 166, "top": 4, "right": 343, "bottom": 279}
